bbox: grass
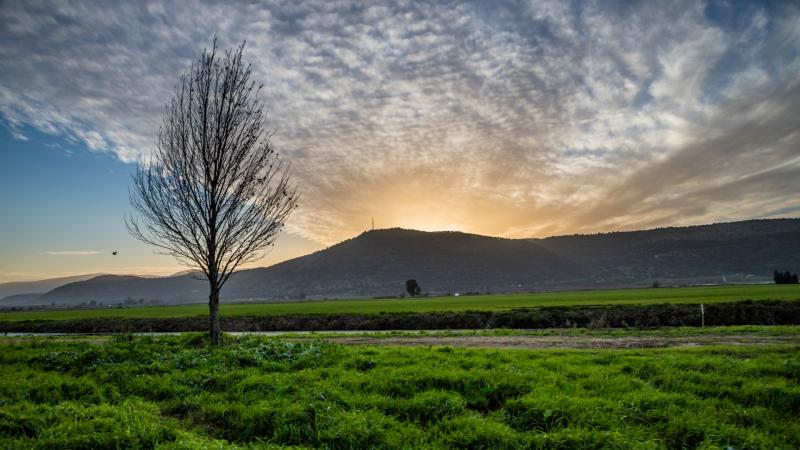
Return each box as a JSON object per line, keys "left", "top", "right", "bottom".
{"left": 1, "top": 333, "right": 799, "bottom": 448}
{"left": 2, "top": 284, "right": 799, "bottom": 322}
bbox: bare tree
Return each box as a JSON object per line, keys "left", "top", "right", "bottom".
{"left": 128, "top": 40, "right": 298, "bottom": 345}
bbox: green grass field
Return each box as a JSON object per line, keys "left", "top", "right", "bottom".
{"left": 2, "top": 284, "right": 799, "bottom": 322}
{"left": 1, "top": 334, "right": 798, "bottom": 449}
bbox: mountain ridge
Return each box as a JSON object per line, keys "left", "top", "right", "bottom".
{"left": 4, "top": 218, "right": 799, "bottom": 307}
{"left": 0, "top": 273, "right": 106, "bottom": 299}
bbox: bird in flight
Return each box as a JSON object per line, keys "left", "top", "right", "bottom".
{"left": 112, "top": 251, "right": 118, "bottom": 256}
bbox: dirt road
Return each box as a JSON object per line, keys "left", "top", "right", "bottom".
{"left": 326, "top": 334, "right": 800, "bottom": 349}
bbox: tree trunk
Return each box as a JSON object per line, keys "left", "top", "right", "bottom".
{"left": 209, "top": 284, "right": 221, "bottom": 345}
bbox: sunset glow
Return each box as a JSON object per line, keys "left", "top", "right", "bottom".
{"left": 2, "top": 1, "right": 799, "bottom": 281}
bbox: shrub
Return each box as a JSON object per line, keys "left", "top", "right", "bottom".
{"left": 774, "top": 270, "right": 800, "bottom": 284}
{"left": 6, "top": 300, "right": 800, "bottom": 333}
{"left": 406, "top": 279, "right": 422, "bottom": 296}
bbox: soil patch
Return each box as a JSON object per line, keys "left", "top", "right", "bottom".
{"left": 327, "top": 334, "right": 800, "bottom": 349}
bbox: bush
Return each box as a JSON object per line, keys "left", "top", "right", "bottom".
{"left": 406, "top": 279, "right": 422, "bottom": 296}
{"left": 774, "top": 270, "right": 800, "bottom": 284}
{"left": 5, "top": 300, "right": 800, "bottom": 333}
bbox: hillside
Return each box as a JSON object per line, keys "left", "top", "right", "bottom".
{"left": 0, "top": 293, "right": 46, "bottom": 307}
{"left": 6, "top": 218, "right": 799, "bottom": 307}
{"left": 0, "top": 273, "right": 104, "bottom": 299}
{"left": 224, "top": 229, "right": 572, "bottom": 300}
{"left": 37, "top": 274, "right": 206, "bottom": 306}
{"left": 535, "top": 219, "right": 800, "bottom": 284}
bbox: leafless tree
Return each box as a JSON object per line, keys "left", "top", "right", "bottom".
{"left": 128, "top": 40, "right": 298, "bottom": 345}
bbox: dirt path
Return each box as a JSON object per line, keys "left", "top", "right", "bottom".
{"left": 3, "top": 331, "right": 798, "bottom": 349}
{"left": 326, "top": 334, "right": 800, "bottom": 349}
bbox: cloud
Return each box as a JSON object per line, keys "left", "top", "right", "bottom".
{"left": 45, "top": 251, "right": 103, "bottom": 256}
{"left": 568, "top": 78, "right": 800, "bottom": 232}
{"left": 1, "top": 0, "right": 799, "bottom": 243}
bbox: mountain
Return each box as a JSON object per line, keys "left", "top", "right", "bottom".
{"left": 0, "top": 273, "right": 104, "bottom": 299}
{"left": 534, "top": 219, "right": 800, "bottom": 284}
{"left": 0, "top": 293, "right": 47, "bottom": 307}
{"left": 11, "top": 218, "right": 800, "bottom": 307}
{"left": 29, "top": 230, "right": 571, "bottom": 306}
{"left": 36, "top": 274, "right": 207, "bottom": 306}
{"left": 168, "top": 269, "right": 204, "bottom": 277}
{"left": 224, "top": 228, "right": 573, "bottom": 299}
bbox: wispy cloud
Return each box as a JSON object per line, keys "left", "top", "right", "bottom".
{"left": 1, "top": 1, "right": 799, "bottom": 243}
{"left": 45, "top": 251, "right": 103, "bottom": 256}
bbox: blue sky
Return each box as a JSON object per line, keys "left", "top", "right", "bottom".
{"left": 0, "top": 126, "right": 320, "bottom": 281}
{"left": 0, "top": 126, "right": 162, "bottom": 279}
{"left": 1, "top": 0, "right": 799, "bottom": 281}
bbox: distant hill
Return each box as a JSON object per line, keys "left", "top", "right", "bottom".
{"left": 36, "top": 274, "right": 206, "bottom": 306}
{"left": 7, "top": 218, "right": 800, "bottom": 307}
{"left": 534, "top": 219, "right": 800, "bottom": 284}
{"left": 0, "top": 293, "right": 46, "bottom": 306}
{"left": 0, "top": 273, "right": 104, "bottom": 299}
{"left": 224, "top": 228, "right": 573, "bottom": 300}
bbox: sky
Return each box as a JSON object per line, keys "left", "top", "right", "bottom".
{"left": 1, "top": 0, "right": 799, "bottom": 282}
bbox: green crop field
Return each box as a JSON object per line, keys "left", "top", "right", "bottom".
{"left": 1, "top": 284, "right": 799, "bottom": 322}
{"left": 1, "top": 334, "right": 798, "bottom": 449}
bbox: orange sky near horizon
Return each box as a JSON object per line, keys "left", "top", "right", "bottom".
{"left": 2, "top": 1, "right": 800, "bottom": 283}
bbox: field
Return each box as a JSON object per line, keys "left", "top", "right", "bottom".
{"left": 2, "top": 284, "right": 800, "bottom": 322}
{"left": 1, "top": 332, "right": 799, "bottom": 449}
{"left": 4, "top": 286, "right": 798, "bottom": 447}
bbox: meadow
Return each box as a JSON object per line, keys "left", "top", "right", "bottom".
{"left": 1, "top": 333, "right": 798, "bottom": 449}
{"left": 2, "top": 284, "right": 799, "bottom": 322}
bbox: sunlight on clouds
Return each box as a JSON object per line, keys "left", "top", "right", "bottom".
{"left": 1, "top": 0, "right": 799, "bottom": 249}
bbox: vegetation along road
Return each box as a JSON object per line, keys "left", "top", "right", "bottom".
{"left": 2, "top": 284, "right": 799, "bottom": 322}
